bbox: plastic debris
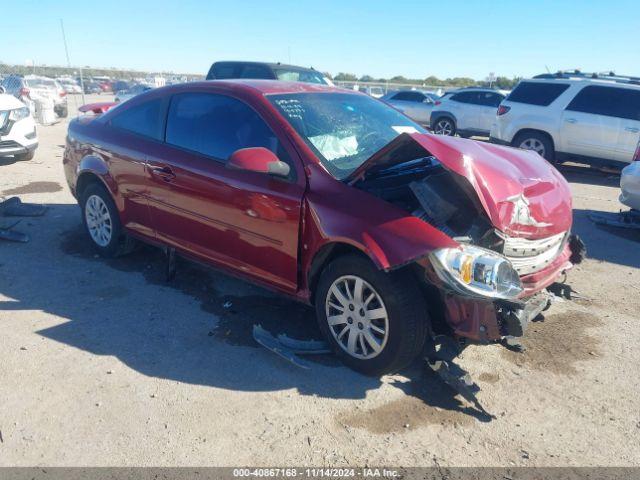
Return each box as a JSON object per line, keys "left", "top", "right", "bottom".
{"left": 0, "top": 197, "right": 47, "bottom": 242}
{"left": 588, "top": 209, "right": 640, "bottom": 230}
{"left": 252, "top": 324, "right": 331, "bottom": 369}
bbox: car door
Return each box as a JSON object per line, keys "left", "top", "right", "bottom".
{"left": 476, "top": 92, "right": 504, "bottom": 133}
{"left": 561, "top": 85, "right": 624, "bottom": 162}
{"left": 448, "top": 92, "right": 481, "bottom": 131}
{"left": 145, "top": 91, "right": 304, "bottom": 293}
{"left": 613, "top": 88, "right": 640, "bottom": 163}
{"left": 103, "top": 95, "right": 168, "bottom": 238}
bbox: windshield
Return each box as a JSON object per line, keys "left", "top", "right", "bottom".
{"left": 274, "top": 69, "right": 328, "bottom": 85}
{"left": 268, "top": 92, "right": 426, "bottom": 179}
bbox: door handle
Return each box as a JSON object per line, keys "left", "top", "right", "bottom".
{"left": 625, "top": 126, "right": 640, "bottom": 133}
{"left": 565, "top": 118, "right": 577, "bottom": 124}
{"left": 149, "top": 165, "right": 175, "bottom": 181}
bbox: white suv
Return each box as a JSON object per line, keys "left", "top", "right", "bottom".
{"left": 0, "top": 90, "right": 38, "bottom": 161}
{"left": 490, "top": 73, "right": 640, "bottom": 167}
{"left": 430, "top": 88, "right": 508, "bottom": 137}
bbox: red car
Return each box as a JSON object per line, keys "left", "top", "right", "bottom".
{"left": 63, "top": 80, "right": 583, "bottom": 375}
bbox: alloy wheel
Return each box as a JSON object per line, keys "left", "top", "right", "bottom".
{"left": 325, "top": 275, "right": 389, "bottom": 360}
{"left": 85, "top": 194, "right": 113, "bottom": 247}
{"left": 434, "top": 119, "right": 454, "bottom": 135}
{"left": 519, "top": 138, "right": 546, "bottom": 157}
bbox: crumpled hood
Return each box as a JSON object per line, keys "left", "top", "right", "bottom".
{"left": 348, "top": 133, "right": 573, "bottom": 239}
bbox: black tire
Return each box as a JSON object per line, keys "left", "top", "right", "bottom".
{"left": 315, "top": 254, "right": 429, "bottom": 376}
{"left": 56, "top": 106, "right": 68, "bottom": 118}
{"left": 513, "top": 131, "right": 555, "bottom": 162}
{"left": 80, "top": 182, "right": 131, "bottom": 257}
{"left": 432, "top": 116, "right": 456, "bottom": 136}
{"left": 15, "top": 150, "right": 35, "bottom": 161}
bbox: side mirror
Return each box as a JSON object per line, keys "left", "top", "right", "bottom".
{"left": 0, "top": 86, "right": 5, "bottom": 94}
{"left": 227, "top": 147, "right": 290, "bottom": 178}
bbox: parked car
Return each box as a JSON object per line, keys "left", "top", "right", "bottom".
{"left": 64, "top": 81, "right": 582, "bottom": 375}
{"left": 0, "top": 88, "right": 38, "bottom": 160}
{"left": 490, "top": 72, "right": 640, "bottom": 167}
{"left": 83, "top": 81, "right": 103, "bottom": 94}
{"left": 620, "top": 139, "right": 640, "bottom": 210}
{"left": 357, "top": 85, "right": 385, "bottom": 98}
{"left": 114, "top": 84, "right": 152, "bottom": 103}
{"left": 380, "top": 90, "right": 437, "bottom": 126}
{"left": 206, "top": 61, "right": 333, "bottom": 86}
{"left": 430, "top": 87, "right": 508, "bottom": 137}
{"left": 1, "top": 75, "right": 68, "bottom": 118}
{"left": 59, "top": 78, "right": 82, "bottom": 94}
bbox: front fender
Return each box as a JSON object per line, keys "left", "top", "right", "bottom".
{"left": 301, "top": 164, "right": 458, "bottom": 283}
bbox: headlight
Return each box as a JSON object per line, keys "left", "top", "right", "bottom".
{"left": 9, "top": 107, "right": 31, "bottom": 122}
{"left": 429, "top": 245, "right": 523, "bottom": 299}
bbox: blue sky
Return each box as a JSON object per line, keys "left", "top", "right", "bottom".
{"left": 2, "top": 0, "right": 637, "bottom": 79}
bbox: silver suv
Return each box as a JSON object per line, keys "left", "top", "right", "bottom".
{"left": 490, "top": 72, "right": 640, "bottom": 167}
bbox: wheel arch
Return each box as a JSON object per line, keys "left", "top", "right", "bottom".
{"left": 512, "top": 128, "right": 556, "bottom": 152}
{"left": 306, "top": 242, "right": 372, "bottom": 305}
{"left": 430, "top": 111, "right": 457, "bottom": 127}
{"left": 76, "top": 155, "right": 117, "bottom": 200}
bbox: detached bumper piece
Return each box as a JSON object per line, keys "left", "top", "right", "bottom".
{"left": 589, "top": 209, "right": 640, "bottom": 230}
{"left": 252, "top": 324, "right": 330, "bottom": 369}
{"left": 0, "top": 197, "right": 47, "bottom": 243}
{"left": 496, "top": 290, "right": 551, "bottom": 338}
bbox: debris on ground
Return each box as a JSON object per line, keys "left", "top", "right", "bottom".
{"left": 424, "top": 335, "right": 495, "bottom": 419}
{"left": 589, "top": 209, "right": 640, "bottom": 230}
{"left": 252, "top": 324, "right": 330, "bottom": 369}
{"left": 0, "top": 196, "right": 47, "bottom": 242}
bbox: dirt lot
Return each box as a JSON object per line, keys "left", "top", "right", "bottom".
{"left": 1, "top": 95, "right": 639, "bottom": 467}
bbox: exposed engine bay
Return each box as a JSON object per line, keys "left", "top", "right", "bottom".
{"left": 353, "top": 155, "right": 568, "bottom": 277}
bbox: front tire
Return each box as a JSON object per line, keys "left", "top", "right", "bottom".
{"left": 80, "top": 183, "right": 130, "bottom": 257}
{"left": 432, "top": 116, "right": 456, "bottom": 136}
{"left": 513, "top": 131, "right": 555, "bottom": 162}
{"left": 315, "top": 255, "right": 429, "bottom": 375}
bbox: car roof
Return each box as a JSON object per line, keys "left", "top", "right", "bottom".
{"left": 519, "top": 77, "right": 640, "bottom": 91}
{"left": 212, "top": 61, "right": 319, "bottom": 73}
{"left": 196, "top": 79, "right": 349, "bottom": 95}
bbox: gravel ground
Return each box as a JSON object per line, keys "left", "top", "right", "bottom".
{"left": 0, "top": 95, "right": 639, "bottom": 467}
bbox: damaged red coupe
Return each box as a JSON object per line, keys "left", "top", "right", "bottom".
{"left": 63, "top": 81, "right": 584, "bottom": 375}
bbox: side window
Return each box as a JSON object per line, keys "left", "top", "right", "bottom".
{"left": 566, "top": 86, "right": 640, "bottom": 121}
{"left": 240, "top": 65, "right": 273, "bottom": 79}
{"left": 407, "top": 92, "right": 426, "bottom": 103}
{"left": 507, "top": 82, "right": 570, "bottom": 106}
{"left": 391, "top": 91, "right": 413, "bottom": 101}
{"left": 110, "top": 97, "right": 164, "bottom": 140}
{"left": 450, "top": 92, "right": 475, "bottom": 104}
{"left": 476, "top": 92, "right": 504, "bottom": 107}
{"left": 165, "top": 93, "right": 291, "bottom": 166}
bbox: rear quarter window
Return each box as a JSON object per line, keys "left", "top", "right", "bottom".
{"left": 507, "top": 82, "right": 570, "bottom": 106}
{"left": 109, "top": 97, "right": 165, "bottom": 140}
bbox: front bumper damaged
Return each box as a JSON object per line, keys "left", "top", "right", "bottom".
{"left": 435, "top": 234, "right": 585, "bottom": 343}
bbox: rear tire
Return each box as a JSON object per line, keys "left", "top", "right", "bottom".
{"left": 513, "top": 131, "right": 555, "bottom": 162}
{"left": 432, "top": 116, "right": 456, "bottom": 136}
{"left": 80, "top": 183, "right": 132, "bottom": 258}
{"left": 315, "top": 254, "right": 429, "bottom": 376}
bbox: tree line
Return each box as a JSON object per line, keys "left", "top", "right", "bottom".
{"left": 330, "top": 72, "right": 521, "bottom": 89}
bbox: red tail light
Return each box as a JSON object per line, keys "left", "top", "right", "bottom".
{"left": 20, "top": 87, "right": 30, "bottom": 98}
{"left": 634, "top": 141, "right": 640, "bottom": 162}
{"left": 497, "top": 105, "right": 511, "bottom": 116}
{"left": 435, "top": 100, "right": 441, "bottom": 106}
{"left": 60, "top": 91, "right": 67, "bottom": 97}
